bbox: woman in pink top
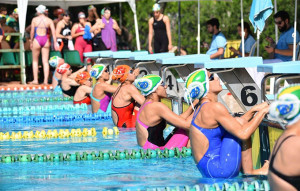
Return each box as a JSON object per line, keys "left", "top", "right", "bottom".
{"left": 71, "top": 12, "right": 92, "bottom": 64}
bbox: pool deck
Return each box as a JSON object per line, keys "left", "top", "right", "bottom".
{"left": 0, "top": 81, "right": 53, "bottom": 90}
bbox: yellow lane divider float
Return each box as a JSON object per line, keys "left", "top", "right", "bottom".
{"left": 102, "top": 127, "right": 119, "bottom": 136}
{"left": 0, "top": 128, "right": 97, "bottom": 140}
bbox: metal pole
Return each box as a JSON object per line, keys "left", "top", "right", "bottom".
{"left": 274, "top": 0, "right": 278, "bottom": 43}
{"left": 134, "top": 12, "right": 141, "bottom": 50}
{"left": 292, "top": 0, "right": 297, "bottom": 61}
{"left": 197, "top": 0, "right": 200, "bottom": 54}
{"left": 178, "top": 1, "right": 181, "bottom": 54}
{"left": 241, "top": 0, "right": 245, "bottom": 57}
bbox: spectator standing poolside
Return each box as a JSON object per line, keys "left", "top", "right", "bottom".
{"left": 53, "top": 8, "right": 64, "bottom": 26}
{"left": 230, "top": 22, "right": 256, "bottom": 57}
{"left": 29, "top": 5, "right": 58, "bottom": 85}
{"left": 98, "top": 7, "right": 121, "bottom": 51}
{"left": 56, "top": 11, "right": 73, "bottom": 52}
{"left": 205, "top": 18, "right": 227, "bottom": 59}
{"left": 265, "top": 11, "right": 300, "bottom": 61}
{"left": 87, "top": 5, "right": 99, "bottom": 26}
{"left": 71, "top": 12, "right": 92, "bottom": 64}
{"left": 148, "top": 3, "right": 172, "bottom": 54}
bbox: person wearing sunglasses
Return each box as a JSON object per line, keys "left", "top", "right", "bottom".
{"left": 73, "top": 71, "right": 92, "bottom": 105}
{"left": 111, "top": 65, "right": 145, "bottom": 128}
{"left": 89, "top": 64, "right": 118, "bottom": 113}
{"left": 185, "top": 69, "right": 269, "bottom": 178}
{"left": 134, "top": 74, "right": 198, "bottom": 150}
{"left": 59, "top": 63, "right": 87, "bottom": 97}
{"left": 265, "top": 11, "right": 299, "bottom": 62}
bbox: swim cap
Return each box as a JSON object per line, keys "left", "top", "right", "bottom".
{"left": 56, "top": 62, "right": 70, "bottom": 74}
{"left": 75, "top": 71, "right": 91, "bottom": 85}
{"left": 112, "top": 65, "right": 131, "bottom": 83}
{"left": 269, "top": 84, "right": 300, "bottom": 125}
{"left": 78, "top": 12, "right": 86, "bottom": 18}
{"left": 36, "top": 5, "right": 47, "bottom": 14}
{"left": 152, "top": 3, "right": 161, "bottom": 11}
{"left": 134, "top": 74, "right": 162, "bottom": 96}
{"left": 88, "top": 5, "right": 95, "bottom": 11}
{"left": 184, "top": 69, "right": 209, "bottom": 104}
{"left": 101, "top": 7, "right": 111, "bottom": 15}
{"left": 13, "top": 8, "right": 18, "bottom": 14}
{"left": 49, "top": 56, "right": 64, "bottom": 68}
{"left": 90, "top": 64, "right": 106, "bottom": 79}
{"left": 57, "top": 8, "right": 65, "bottom": 15}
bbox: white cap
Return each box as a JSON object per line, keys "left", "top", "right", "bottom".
{"left": 36, "top": 5, "right": 48, "bottom": 14}
{"left": 78, "top": 12, "right": 86, "bottom": 19}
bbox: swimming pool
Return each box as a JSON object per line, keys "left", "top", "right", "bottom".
{"left": 0, "top": 90, "right": 270, "bottom": 190}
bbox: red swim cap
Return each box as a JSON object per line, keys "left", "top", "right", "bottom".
{"left": 56, "top": 62, "right": 70, "bottom": 74}
{"left": 112, "top": 65, "right": 132, "bottom": 83}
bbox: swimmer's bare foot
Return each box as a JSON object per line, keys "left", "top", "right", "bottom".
{"left": 251, "top": 160, "right": 270, "bottom": 175}
{"left": 28, "top": 81, "right": 39, "bottom": 85}
{"left": 42, "top": 82, "right": 49, "bottom": 85}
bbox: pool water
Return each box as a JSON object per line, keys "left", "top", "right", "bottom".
{"left": 0, "top": 90, "right": 268, "bottom": 190}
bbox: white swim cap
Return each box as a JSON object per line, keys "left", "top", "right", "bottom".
{"left": 36, "top": 5, "right": 48, "bottom": 14}
{"left": 152, "top": 3, "right": 161, "bottom": 12}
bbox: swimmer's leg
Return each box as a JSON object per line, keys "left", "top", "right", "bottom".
{"left": 236, "top": 117, "right": 269, "bottom": 175}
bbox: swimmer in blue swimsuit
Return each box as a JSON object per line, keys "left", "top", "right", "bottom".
{"left": 184, "top": 69, "right": 269, "bottom": 178}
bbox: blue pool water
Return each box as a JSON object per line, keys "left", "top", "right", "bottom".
{"left": 0, "top": 90, "right": 267, "bottom": 190}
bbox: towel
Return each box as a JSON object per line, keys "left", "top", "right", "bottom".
{"left": 83, "top": 25, "right": 92, "bottom": 40}
{"left": 249, "top": 0, "right": 273, "bottom": 33}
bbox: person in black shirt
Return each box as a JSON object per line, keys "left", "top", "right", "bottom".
{"left": 148, "top": 3, "right": 172, "bottom": 53}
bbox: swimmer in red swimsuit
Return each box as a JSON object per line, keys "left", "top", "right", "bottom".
{"left": 111, "top": 65, "right": 145, "bottom": 128}
{"left": 73, "top": 71, "right": 92, "bottom": 105}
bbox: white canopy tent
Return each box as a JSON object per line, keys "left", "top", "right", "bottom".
{"left": 1, "top": 0, "right": 141, "bottom": 50}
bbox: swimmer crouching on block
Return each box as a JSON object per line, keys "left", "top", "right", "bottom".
{"left": 185, "top": 69, "right": 269, "bottom": 178}
{"left": 111, "top": 65, "right": 145, "bottom": 128}
{"left": 134, "top": 74, "right": 198, "bottom": 150}
{"left": 90, "top": 64, "right": 118, "bottom": 113}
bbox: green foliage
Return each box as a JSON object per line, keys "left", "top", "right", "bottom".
{"left": 122, "top": 0, "right": 299, "bottom": 59}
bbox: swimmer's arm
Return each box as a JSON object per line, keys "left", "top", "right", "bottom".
{"left": 241, "top": 102, "right": 269, "bottom": 121}
{"left": 55, "top": 22, "right": 65, "bottom": 39}
{"left": 105, "top": 73, "right": 113, "bottom": 85}
{"left": 148, "top": 18, "right": 154, "bottom": 52}
{"left": 163, "top": 16, "right": 172, "bottom": 48}
{"left": 91, "top": 20, "right": 100, "bottom": 33}
{"left": 49, "top": 20, "right": 57, "bottom": 46}
{"left": 215, "top": 103, "right": 268, "bottom": 141}
{"left": 157, "top": 103, "right": 190, "bottom": 130}
{"left": 180, "top": 99, "right": 199, "bottom": 119}
{"left": 128, "top": 85, "right": 145, "bottom": 105}
{"left": 82, "top": 85, "right": 92, "bottom": 94}
{"left": 30, "top": 19, "right": 35, "bottom": 43}
{"left": 103, "top": 84, "right": 119, "bottom": 94}
{"left": 69, "top": 66, "right": 87, "bottom": 79}
{"left": 65, "top": 78, "right": 80, "bottom": 86}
